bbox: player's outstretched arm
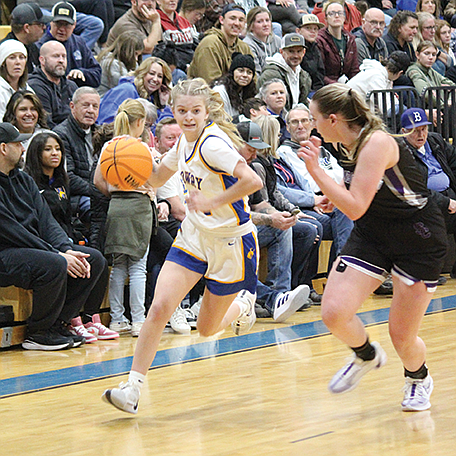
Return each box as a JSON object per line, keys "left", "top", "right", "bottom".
{"left": 146, "top": 161, "right": 176, "bottom": 188}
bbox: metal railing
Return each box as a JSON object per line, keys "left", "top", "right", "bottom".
{"left": 366, "top": 85, "right": 456, "bottom": 142}
{"left": 366, "top": 87, "right": 419, "bottom": 133}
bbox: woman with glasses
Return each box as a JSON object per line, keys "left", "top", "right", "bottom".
{"left": 413, "top": 12, "right": 452, "bottom": 74}
{"left": 316, "top": 1, "right": 360, "bottom": 84}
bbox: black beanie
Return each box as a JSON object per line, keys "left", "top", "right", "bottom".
{"left": 230, "top": 52, "right": 256, "bottom": 74}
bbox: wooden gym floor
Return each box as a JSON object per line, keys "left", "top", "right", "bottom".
{"left": 1, "top": 279, "right": 456, "bottom": 456}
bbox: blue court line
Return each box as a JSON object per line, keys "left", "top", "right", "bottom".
{"left": 1, "top": 295, "right": 455, "bottom": 399}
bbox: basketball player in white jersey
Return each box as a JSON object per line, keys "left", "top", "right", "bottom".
{"left": 102, "top": 78, "right": 264, "bottom": 414}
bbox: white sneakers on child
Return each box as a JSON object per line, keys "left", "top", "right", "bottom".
{"left": 273, "top": 285, "right": 310, "bottom": 322}
{"left": 328, "top": 341, "right": 387, "bottom": 394}
{"left": 102, "top": 381, "right": 141, "bottom": 414}
{"left": 402, "top": 375, "right": 433, "bottom": 412}
{"left": 109, "top": 321, "right": 131, "bottom": 333}
{"left": 231, "top": 290, "right": 256, "bottom": 336}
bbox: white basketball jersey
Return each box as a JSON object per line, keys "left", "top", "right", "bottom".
{"left": 161, "top": 122, "right": 251, "bottom": 234}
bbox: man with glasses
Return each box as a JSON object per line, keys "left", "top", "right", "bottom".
{"left": 1, "top": 3, "right": 51, "bottom": 74}
{"left": 316, "top": 0, "right": 359, "bottom": 84}
{"left": 354, "top": 8, "right": 389, "bottom": 65}
{"left": 275, "top": 104, "right": 353, "bottom": 304}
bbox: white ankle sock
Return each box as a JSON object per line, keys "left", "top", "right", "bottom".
{"left": 128, "top": 371, "right": 145, "bottom": 388}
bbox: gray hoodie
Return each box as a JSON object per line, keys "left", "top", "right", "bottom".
{"left": 242, "top": 32, "right": 281, "bottom": 75}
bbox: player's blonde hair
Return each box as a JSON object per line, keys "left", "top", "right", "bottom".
{"left": 114, "top": 98, "right": 146, "bottom": 137}
{"left": 170, "top": 78, "right": 243, "bottom": 150}
{"left": 311, "top": 83, "right": 385, "bottom": 164}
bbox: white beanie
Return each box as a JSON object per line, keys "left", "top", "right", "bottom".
{"left": 0, "top": 40, "right": 28, "bottom": 67}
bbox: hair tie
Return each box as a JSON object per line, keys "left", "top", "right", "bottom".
{"left": 348, "top": 88, "right": 353, "bottom": 97}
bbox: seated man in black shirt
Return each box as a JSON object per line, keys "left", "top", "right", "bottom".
{"left": 0, "top": 123, "right": 107, "bottom": 351}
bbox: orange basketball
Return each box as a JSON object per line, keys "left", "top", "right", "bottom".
{"left": 99, "top": 137, "right": 153, "bottom": 190}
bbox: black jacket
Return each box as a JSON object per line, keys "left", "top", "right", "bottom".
{"left": 53, "top": 113, "right": 98, "bottom": 199}
{"left": 300, "top": 41, "right": 325, "bottom": 91}
{"left": 28, "top": 67, "right": 78, "bottom": 129}
{"left": 250, "top": 154, "right": 295, "bottom": 213}
{"left": 405, "top": 132, "right": 456, "bottom": 213}
{"left": 0, "top": 169, "right": 72, "bottom": 254}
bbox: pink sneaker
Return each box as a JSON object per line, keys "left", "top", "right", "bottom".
{"left": 84, "top": 314, "right": 119, "bottom": 340}
{"left": 70, "top": 317, "right": 97, "bottom": 343}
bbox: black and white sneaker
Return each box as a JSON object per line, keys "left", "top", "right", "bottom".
{"left": 54, "top": 321, "right": 85, "bottom": 347}
{"left": 273, "top": 285, "right": 310, "bottom": 322}
{"left": 22, "top": 329, "right": 74, "bottom": 351}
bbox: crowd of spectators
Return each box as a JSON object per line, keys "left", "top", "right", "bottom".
{"left": 1, "top": 0, "right": 456, "bottom": 350}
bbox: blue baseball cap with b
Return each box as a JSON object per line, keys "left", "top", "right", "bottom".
{"left": 400, "top": 108, "right": 432, "bottom": 130}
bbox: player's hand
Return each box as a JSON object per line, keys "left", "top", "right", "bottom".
{"left": 270, "top": 211, "right": 297, "bottom": 230}
{"left": 187, "top": 190, "right": 213, "bottom": 213}
{"left": 298, "top": 136, "right": 321, "bottom": 173}
{"left": 448, "top": 199, "right": 456, "bottom": 214}
{"left": 60, "top": 250, "right": 91, "bottom": 278}
{"left": 67, "top": 69, "right": 85, "bottom": 81}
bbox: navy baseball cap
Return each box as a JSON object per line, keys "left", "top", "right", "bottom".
{"left": 401, "top": 108, "right": 432, "bottom": 130}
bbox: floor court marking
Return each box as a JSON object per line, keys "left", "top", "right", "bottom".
{"left": 1, "top": 295, "right": 455, "bottom": 399}
{"left": 291, "top": 431, "right": 335, "bottom": 443}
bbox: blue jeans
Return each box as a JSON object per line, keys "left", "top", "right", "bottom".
{"left": 257, "top": 225, "right": 292, "bottom": 292}
{"left": 109, "top": 248, "right": 148, "bottom": 323}
{"left": 172, "top": 68, "right": 187, "bottom": 85}
{"left": 256, "top": 280, "right": 280, "bottom": 316}
{"left": 291, "top": 219, "right": 321, "bottom": 289}
{"left": 41, "top": 9, "right": 104, "bottom": 50}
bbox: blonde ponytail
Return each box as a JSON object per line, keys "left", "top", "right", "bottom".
{"left": 114, "top": 99, "right": 146, "bottom": 137}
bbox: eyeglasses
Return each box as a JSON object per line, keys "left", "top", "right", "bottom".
{"left": 423, "top": 25, "right": 436, "bottom": 30}
{"left": 365, "top": 20, "right": 385, "bottom": 27}
{"left": 327, "top": 11, "right": 345, "bottom": 17}
{"left": 289, "top": 118, "right": 310, "bottom": 126}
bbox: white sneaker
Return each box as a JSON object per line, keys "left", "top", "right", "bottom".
{"left": 169, "top": 306, "right": 191, "bottom": 334}
{"left": 273, "top": 285, "right": 310, "bottom": 322}
{"left": 190, "top": 296, "right": 202, "bottom": 318}
{"left": 109, "top": 321, "right": 131, "bottom": 334}
{"left": 402, "top": 374, "right": 433, "bottom": 412}
{"left": 231, "top": 290, "right": 256, "bottom": 336}
{"left": 328, "top": 341, "right": 387, "bottom": 394}
{"left": 184, "top": 307, "right": 197, "bottom": 329}
{"left": 131, "top": 321, "right": 144, "bottom": 337}
{"left": 102, "top": 381, "right": 141, "bottom": 414}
